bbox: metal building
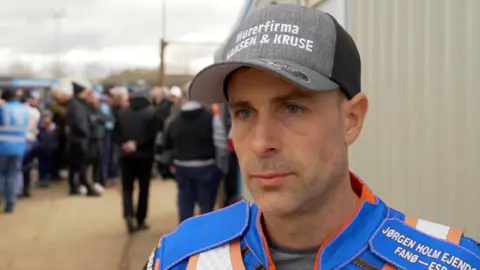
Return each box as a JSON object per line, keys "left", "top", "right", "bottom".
{"left": 216, "top": 0, "right": 480, "bottom": 239}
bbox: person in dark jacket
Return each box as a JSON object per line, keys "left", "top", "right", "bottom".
{"left": 115, "top": 90, "right": 162, "bottom": 233}
{"left": 164, "top": 88, "right": 228, "bottom": 223}
{"left": 48, "top": 91, "right": 69, "bottom": 180}
{"left": 66, "top": 82, "right": 100, "bottom": 196}
{"left": 152, "top": 87, "right": 173, "bottom": 120}
{"left": 37, "top": 111, "right": 58, "bottom": 187}
{"left": 151, "top": 87, "right": 174, "bottom": 180}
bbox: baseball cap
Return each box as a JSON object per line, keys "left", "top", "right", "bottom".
{"left": 170, "top": 86, "right": 182, "bottom": 98}
{"left": 189, "top": 4, "right": 361, "bottom": 104}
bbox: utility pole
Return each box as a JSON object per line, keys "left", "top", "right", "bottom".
{"left": 50, "top": 8, "right": 65, "bottom": 78}
{"left": 159, "top": 38, "right": 168, "bottom": 86}
{"left": 158, "top": 0, "right": 167, "bottom": 86}
{"left": 157, "top": 0, "right": 222, "bottom": 86}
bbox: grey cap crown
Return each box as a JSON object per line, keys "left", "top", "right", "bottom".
{"left": 189, "top": 4, "right": 361, "bottom": 103}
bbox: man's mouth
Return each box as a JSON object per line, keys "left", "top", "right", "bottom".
{"left": 250, "top": 172, "right": 292, "bottom": 187}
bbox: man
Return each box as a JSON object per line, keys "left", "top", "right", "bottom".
{"left": 163, "top": 88, "right": 227, "bottom": 223}
{"left": 20, "top": 91, "right": 41, "bottom": 195}
{"left": 164, "top": 86, "right": 183, "bottom": 130}
{"left": 0, "top": 88, "right": 29, "bottom": 213}
{"left": 66, "top": 81, "right": 100, "bottom": 196}
{"left": 151, "top": 86, "right": 174, "bottom": 181}
{"left": 110, "top": 87, "right": 130, "bottom": 181}
{"left": 98, "top": 88, "right": 116, "bottom": 187}
{"left": 152, "top": 86, "right": 173, "bottom": 120}
{"left": 115, "top": 90, "right": 161, "bottom": 233}
{"left": 85, "top": 89, "right": 110, "bottom": 193}
{"left": 143, "top": 4, "right": 479, "bottom": 270}
{"left": 49, "top": 85, "right": 71, "bottom": 180}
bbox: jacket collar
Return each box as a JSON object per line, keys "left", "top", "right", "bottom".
{"left": 245, "top": 172, "right": 388, "bottom": 269}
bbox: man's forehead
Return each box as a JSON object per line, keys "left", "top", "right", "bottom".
{"left": 227, "top": 67, "right": 308, "bottom": 95}
{"left": 228, "top": 87, "right": 316, "bottom": 109}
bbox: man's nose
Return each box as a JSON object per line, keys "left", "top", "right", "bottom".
{"left": 251, "top": 116, "right": 280, "bottom": 157}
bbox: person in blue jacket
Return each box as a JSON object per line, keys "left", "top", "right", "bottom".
{"left": 143, "top": 4, "right": 480, "bottom": 270}
{"left": 0, "top": 88, "right": 29, "bottom": 213}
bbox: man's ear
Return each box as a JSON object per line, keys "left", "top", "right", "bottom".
{"left": 344, "top": 93, "right": 368, "bottom": 146}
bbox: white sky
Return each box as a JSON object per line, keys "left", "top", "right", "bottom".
{"left": 0, "top": 0, "right": 247, "bottom": 77}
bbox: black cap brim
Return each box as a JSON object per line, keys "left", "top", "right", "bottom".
{"left": 189, "top": 58, "right": 339, "bottom": 104}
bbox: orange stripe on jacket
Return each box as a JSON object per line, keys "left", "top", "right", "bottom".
{"left": 230, "top": 240, "right": 246, "bottom": 270}
{"left": 186, "top": 254, "right": 199, "bottom": 270}
{"left": 446, "top": 227, "right": 462, "bottom": 245}
{"left": 312, "top": 172, "right": 376, "bottom": 269}
{"left": 404, "top": 216, "right": 418, "bottom": 227}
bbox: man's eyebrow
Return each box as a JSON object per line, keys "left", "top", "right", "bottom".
{"left": 271, "top": 91, "right": 313, "bottom": 103}
{"left": 229, "top": 100, "right": 252, "bottom": 109}
{"left": 229, "top": 92, "right": 314, "bottom": 109}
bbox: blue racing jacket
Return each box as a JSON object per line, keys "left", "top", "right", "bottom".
{"left": 144, "top": 173, "right": 479, "bottom": 270}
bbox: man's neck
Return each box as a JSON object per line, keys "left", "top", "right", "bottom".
{"left": 262, "top": 174, "right": 360, "bottom": 250}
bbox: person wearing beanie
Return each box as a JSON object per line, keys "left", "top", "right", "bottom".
{"left": 66, "top": 81, "right": 100, "bottom": 196}
{"left": 0, "top": 88, "right": 30, "bottom": 213}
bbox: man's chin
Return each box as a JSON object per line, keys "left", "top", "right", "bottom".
{"left": 254, "top": 192, "right": 299, "bottom": 216}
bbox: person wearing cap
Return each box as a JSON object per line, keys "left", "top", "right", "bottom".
{"left": 164, "top": 85, "right": 184, "bottom": 130}
{"left": 66, "top": 82, "right": 100, "bottom": 196}
{"left": 0, "top": 88, "right": 29, "bottom": 213}
{"left": 143, "top": 4, "right": 479, "bottom": 270}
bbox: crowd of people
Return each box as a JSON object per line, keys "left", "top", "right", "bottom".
{"left": 0, "top": 79, "right": 235, "bottom": 234}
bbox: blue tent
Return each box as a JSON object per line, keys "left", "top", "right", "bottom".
{"left": 10, "top": 78, "right": 58, "bottom": 88}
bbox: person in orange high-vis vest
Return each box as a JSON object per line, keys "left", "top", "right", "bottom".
{"left": 143, "top": 4, "right": 479, "bottom": 270}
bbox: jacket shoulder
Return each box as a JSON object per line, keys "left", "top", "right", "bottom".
{"left": 154, "top": 200, "right": 251, "bottom": 270}
{"left": 369, "top": 213, "right": 479, "bottom": 270}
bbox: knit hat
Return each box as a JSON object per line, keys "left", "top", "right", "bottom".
{"left": 72, "top": 82, "right": 87, "bottom": 95}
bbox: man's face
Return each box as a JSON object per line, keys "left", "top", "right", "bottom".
{"left": 43, "top": 116, "right": 52, "bottom": 125}
{"left": 28, "top": 98, "right": 38, "bottom": 106}
{"left": 79, "top": 89, "right": 92, "bottom": 101}
{"left": 227, "top": 68, "right": 367, "bottom": 216}
{"left": 152, "top": 87, "right": 164, "bottom": 101}
{"left": 54, "top": 92, "right": 70, "bottom": 103}
{"left": 87, "top": 91, "right": 100, "bottom": 107}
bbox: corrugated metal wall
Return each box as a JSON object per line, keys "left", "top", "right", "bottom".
{"left": 237, "top": 0, "right": 480, "bottom": 240}
{"left": 347, "top": 0, "right": 480, "bottom": 239}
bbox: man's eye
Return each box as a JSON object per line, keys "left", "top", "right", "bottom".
{"left": 283, "top": 104, "right": 303, "bottom": 114}
{"left": 236, "top": 110, "right": 252, "bottom": 119}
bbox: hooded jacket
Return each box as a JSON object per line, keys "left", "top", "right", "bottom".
{"left": 66, "top": 96, "right": 90, "bottom": 142}
{"left": 115, "top": 92, "right": 162, "bottom": 159}
{"left": 164, "top": 101, "right": 227, "bottom": 169}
